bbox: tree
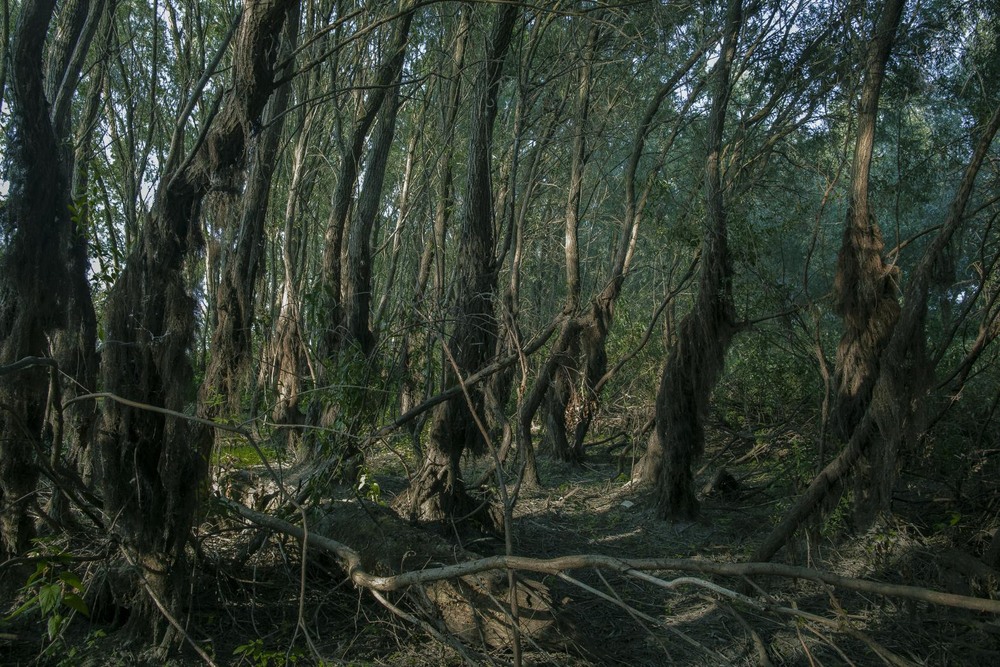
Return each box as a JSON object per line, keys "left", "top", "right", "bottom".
{"left": 402, "top": 3, "right": 520, "bottom": 523}
{"left": 0, "top": 0, "right": 69, "bottom": 559}
{"left": 644, "top": 0, "right": 743, "bottom": 520}
{"left": 829, "top": 0, "right": 906, "bottom": 525}
{"left": 94, "top": 0, "right": 297, "bottom": 637}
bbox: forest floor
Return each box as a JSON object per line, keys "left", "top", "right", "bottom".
{"left": 3, "top": 424, "right": 999, "bottom": 666}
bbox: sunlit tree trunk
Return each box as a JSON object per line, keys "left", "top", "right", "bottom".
{"left": 829, "top": 0, "right": 905, "bottom": 526}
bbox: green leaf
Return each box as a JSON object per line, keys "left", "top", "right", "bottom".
{"left": 3, "top": 598, "right": 39, "bottom": 620}
{"left": 63, "top": 593, "right": 90, "bottom": 617}
{"left": 47, "top": 613, "right": 62, "bottom": 641}
{"left": 58, "top": 571, "right": 84, "bottom": 591}
{"left": 38, "top": 584, "right": 61, "bottom": 615}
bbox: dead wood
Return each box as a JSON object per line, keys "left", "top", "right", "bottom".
{"left": 219, "top": 494, "right": 1000, "bottom": 617}
{"left": 220, "top": 495, "right": 569, "bottom": 650}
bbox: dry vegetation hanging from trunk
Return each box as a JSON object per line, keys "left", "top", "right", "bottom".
{"left": 94, "top": 0, "right": 297, "bottom": 637}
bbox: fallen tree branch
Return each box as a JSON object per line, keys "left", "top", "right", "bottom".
{"left": 219, "top": 496, "right": 1000, "bottom": 614}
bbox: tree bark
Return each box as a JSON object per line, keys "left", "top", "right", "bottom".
{"left": 403, "top": 4, "right": 520, "bottom": 523}
{"left": 342, "top": 8, "right": 414, "bottom": 355}
{"left": 648, "top": 0, "right": 743, "bottom": 521}
{"left": 200, "top": 2, "right": 299, "bottom": 423}
{"left": 0, "top": 0, "right": 64, "bottom": 558}
{"left": 95, "top": 0, "right": 297, "bottom": 637}
{"left": 829, "top": 0, "right": 906, "bottom": 527}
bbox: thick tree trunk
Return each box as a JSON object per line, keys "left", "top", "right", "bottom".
{"left": 200, "top": 3, "right": 298, "bottom": 422}
{"left": 648, "top": 0, "right": 743, "bottom": 521}
{"left": 403, "top": 4, "right": 520, "bottom": 523}
{"left": 0, "top": 0, "right": 67, "bottom": 559}
{"left": 95, "top": 0, "right": 296, "bottom": 638}
{"left": 829, "top": 0, "right": 906, "bottom": 527}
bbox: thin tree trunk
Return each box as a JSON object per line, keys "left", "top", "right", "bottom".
{"left": 342, "top": 7, "right": 414, "bottom": 355}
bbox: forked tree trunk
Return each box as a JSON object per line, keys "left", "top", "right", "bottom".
{"left": 95, "top": 0, "right": 296, "bottom": 638}
{"left": 200, "top": 4, "right": 298, "bottom": 423}
{"left": 342, "top": 11, "right": 412, "bottom": 355}
{"left": 646, "top": 0, "right": 743, "bottom": 521}
{"left": 0, "top": 0, "right": 68, "bottom": 558}
{"left": 535, "top": 28, "right": 708, "bottom": 470}
{"left": 829, "top": 0, "right": 905, "bottom": 526}
{"left": 403, "top": 4, "right": 520, "bottom": 523}
{"left": 303, "top": 2, "right": 414, "bottom": 464}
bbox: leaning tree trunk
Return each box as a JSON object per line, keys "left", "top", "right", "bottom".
{"left": 95, "top": 0, "right": 296, "bottom": 640}
{"left": 402, "top": 4, "right": 520, "bottom": 523}
{"left": 341, "top": 9, "right": 413, "bottom": 356}
{"left": 303, "top": 1, "right": 414, "bottom": 463}
{"left": 0, "top": 0, "right": 69, "bottom": 559}
{"left": 647, "top": 0, "right": 743, "bottom": 521}
{"left": 829, "top": 0, "right": 906, "bottom": 527}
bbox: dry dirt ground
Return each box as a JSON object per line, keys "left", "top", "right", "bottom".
{"left": 3, "top": 430, "right": 999, "bottom": 666}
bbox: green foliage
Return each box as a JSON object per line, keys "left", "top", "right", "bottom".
{"left": 355, "top": 465, "right": 383, "bottom": 505}
{"left": 233, "top": 638, "right": 323, "bottom": 666}
{"left": 4, "top": 540, "right": 89, "bottom": 646}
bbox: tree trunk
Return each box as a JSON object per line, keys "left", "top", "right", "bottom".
{"left": 342, "top": 9, "right": 413, "bottom": 355}
{"left": 829, "top": 0, "right": 906, "bottom": 527}
{"left": 752, "top": 103, "right": 1000, "bottom": 563}
{"left": 95, "top": 0, "right": 296, "bottom": 638}
{"left": 200, "top": 3, "right": 299, "bottom": 422}
{"left": 540, "top": 29, "right": 708, "bottom": 469}
{"left": 304, "top": 1, "right": 415, "bottom": 464}
{"left": 403, "top": 4, "right": 520, "bottom": 523}
{"left": 648, "top": 0, "right": 743, "bottom": 521}
{"left": 0, "top": 0, "right": 67, "bottom": 559}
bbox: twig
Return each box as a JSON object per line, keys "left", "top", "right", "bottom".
{"left": 717, "top": 601, "right": 772, "bottom": 667}
{"left": 368, "top": 589, "right": 483, "bottom": 666}
{"left": 557, "top": 571, "right": 727, "bottom": 662}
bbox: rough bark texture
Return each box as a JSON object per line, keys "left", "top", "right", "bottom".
{"left": 95, "top": 0, "right": 296, "bottom": 635}
{"left": 649, "top": 0, "right": 742, "bottom": 521}
{"left": 751, "top": 89, "right": 1000, "bottom": 568}
{"left": 539, "top": 23, "right": 703, "bottom": 470}
{"left": 200, "top": 3, "right": 298, "bottom": 422}
{"left": 342, "top": 10, "right": 413, "bottom": 355}
{"left": 829, "top": 0, "right": 905, "bottom": 526}
{"left": 52, "top": 3, "right": 113, "bottom": 482}
{"left": 403, "top": 4, "right": 520, "bottom": 523}
{"left": 0, "top": 0, "right": 65, "bottom": 559}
